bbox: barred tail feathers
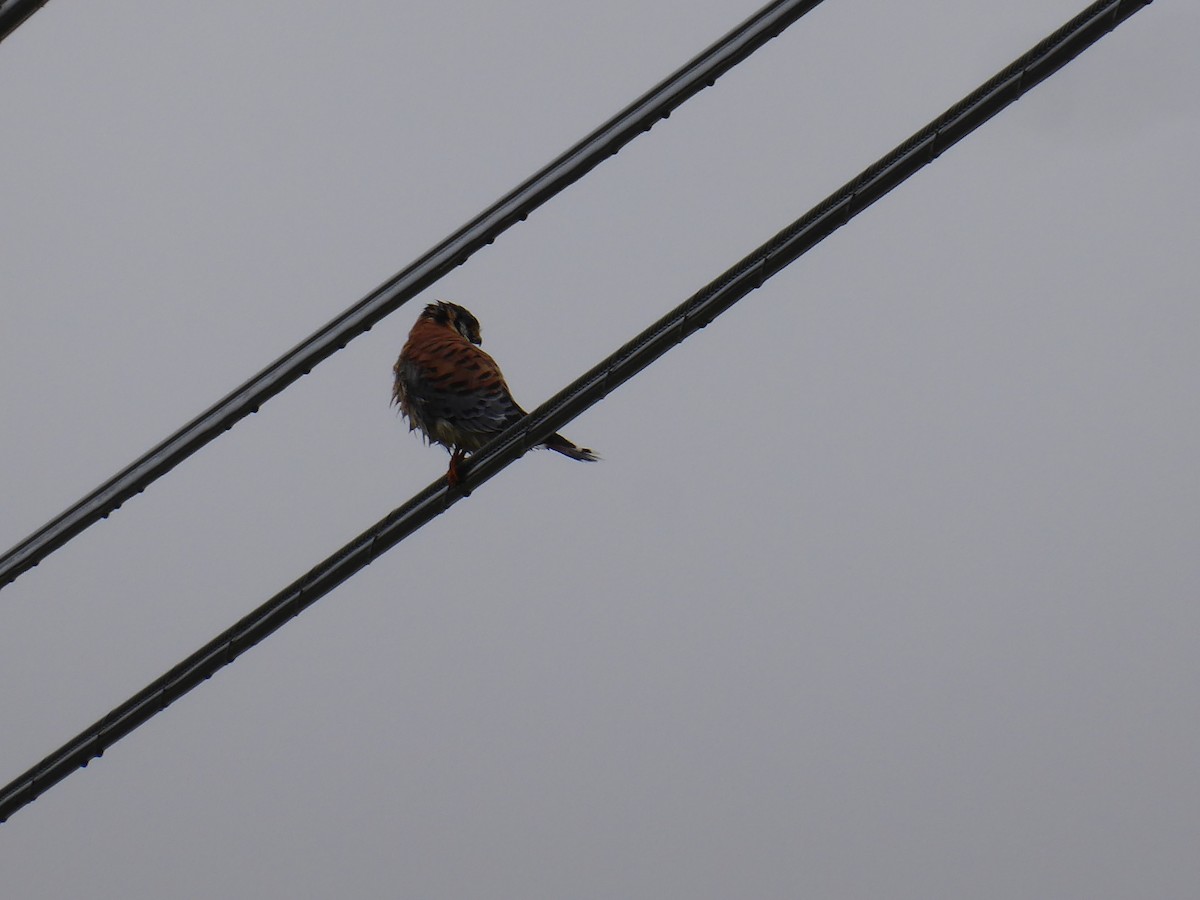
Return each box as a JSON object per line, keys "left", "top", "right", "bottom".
{"left": 542, "top": 433, "right": 599, "bottom": 462}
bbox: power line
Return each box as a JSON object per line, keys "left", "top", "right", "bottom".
{"left": 0, "top": 0, "right": 49, "bottom": 44}
{"left": 0, "top": 0, "right": 828, "bottom": 592}
{"left": 0, "top": 0, "right": 1154, "bottom": 824}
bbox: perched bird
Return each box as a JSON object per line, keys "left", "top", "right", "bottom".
{"left": 393, "top": 301, "right": 597, "bottom": 485}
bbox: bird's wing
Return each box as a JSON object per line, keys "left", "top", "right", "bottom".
{"left": 400, "top": 328, "right": 524, "bottom": 436}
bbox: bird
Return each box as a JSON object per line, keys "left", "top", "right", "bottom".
{"left": 393, "top": 301, "right": 598, "bottom": 485}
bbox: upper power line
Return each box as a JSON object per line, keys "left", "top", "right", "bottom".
{"left": 0, "top": 0, "right": 1156, "bottom": 824}
{"left": 0, "top": 0, "right": 828, "bottom": 591}
{"left": 0, "top": 0, "right": 50, "bottom": 44}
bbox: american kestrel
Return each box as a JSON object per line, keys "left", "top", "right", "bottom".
{"left": 393, "top": 301, "right": 598, "bottom": 485}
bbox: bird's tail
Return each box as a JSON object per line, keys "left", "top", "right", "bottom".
{"left": 542, "top": 433, "right": 599, "bottom": 462}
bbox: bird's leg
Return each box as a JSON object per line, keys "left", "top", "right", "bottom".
{"left": 446, "top": 447, "right": 467, "bottom": 486}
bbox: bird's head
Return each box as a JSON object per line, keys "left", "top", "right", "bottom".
{"left": 422, "top": 301, "right": 482, "bottom": 345}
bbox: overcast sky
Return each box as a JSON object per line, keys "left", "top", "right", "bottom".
{"left": 2, "top": 1, "right": 1198, "bottom": 897}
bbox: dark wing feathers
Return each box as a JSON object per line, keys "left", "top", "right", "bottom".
{"left": 396, "top": 316, "right": 597, "bottom": 461}
{"left": 396, "top": 322, "right": 525, "bottom": 446}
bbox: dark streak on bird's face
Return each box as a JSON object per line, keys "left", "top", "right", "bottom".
{"left": 423, "top": 301, "right": 483, "bottom": 345}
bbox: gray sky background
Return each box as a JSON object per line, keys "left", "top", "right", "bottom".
{"left": 2, "top": 1, "right": 1198, "bottom": 897}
